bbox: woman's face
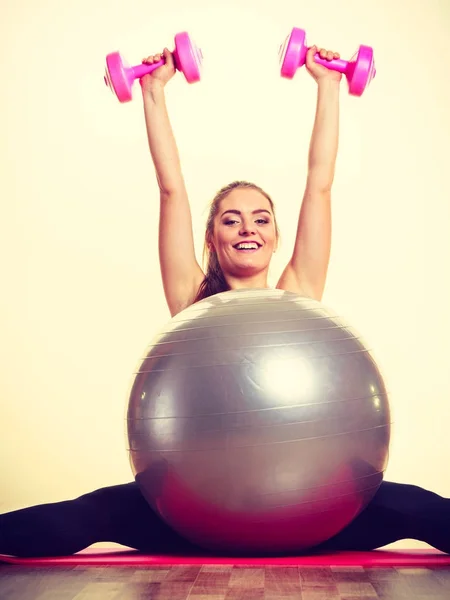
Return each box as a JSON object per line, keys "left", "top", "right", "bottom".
{"left": 209, "top": 188, "right": 278, "bottom": 277}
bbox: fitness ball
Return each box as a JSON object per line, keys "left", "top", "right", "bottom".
{"left": 126, "top": 288, "right": 391, "bottom": 554}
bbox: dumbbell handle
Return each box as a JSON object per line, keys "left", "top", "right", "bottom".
{"left": 131, "top": 59, "right": 165, "bottom": 80}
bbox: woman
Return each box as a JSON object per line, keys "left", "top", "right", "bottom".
{"left": 1, "top": 45, "right": 449, "bottom": 559}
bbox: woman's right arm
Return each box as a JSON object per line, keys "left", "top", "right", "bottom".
{"left": 141, "top": 49, "right": 205, "bottom": 317}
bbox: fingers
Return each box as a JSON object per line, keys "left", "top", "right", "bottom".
{"left": 307, "top": 45, "right": 340, "bottom": 62}
{"left": 318, "top": 48, "right": 340, "bottom": 61}
{"left": 142, "top": 48, "right": 173, "bottom": 65}
{"left": 142, "top": 53, "right": 163, "bottom": 64}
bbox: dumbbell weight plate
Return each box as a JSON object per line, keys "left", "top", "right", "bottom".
{"left": 173, "top": 32, "right": 202, "bottom": 83}
{"left": 105, "top": 53, "right": 133, "bottom": 102}
{"left": 347, "top": 45, "right": 375, "bottom": 96}
{"left": 279, "top": 28, "right": 307, "bottom": 79}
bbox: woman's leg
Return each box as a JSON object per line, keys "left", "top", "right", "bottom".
{"left": 4, "top": 480, "right": 449, "bottom": 558}
{"left": 0, "top": 482, "right": 195, "bottom": 558}
{"left": 316, "top": 481, "right": 450, "bottom": 553}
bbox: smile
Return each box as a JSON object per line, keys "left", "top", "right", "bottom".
{"left": 233, "top": 242, "right": 262, "bottom": 252}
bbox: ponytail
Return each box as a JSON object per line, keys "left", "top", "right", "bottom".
{"left": 194, "top": 246, "right": 229, "bottom": 302}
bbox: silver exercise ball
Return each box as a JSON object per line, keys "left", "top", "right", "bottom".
{"left": 126, "top": 288, "right": 391, "bottom": 554}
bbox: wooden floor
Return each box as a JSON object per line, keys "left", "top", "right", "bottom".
{"left": 1, "top": 564, "right": 450, "bottom": 599}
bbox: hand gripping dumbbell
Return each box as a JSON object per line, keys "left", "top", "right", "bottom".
{"left": 279, "top": 27, "right": 376, "bottom": 96}
{"left": 104, "top": 32, "right": 203, "bottom": 103}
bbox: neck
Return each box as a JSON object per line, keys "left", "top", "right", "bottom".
{"left": 225, "top": 271, "right": 269, "bottom": 291}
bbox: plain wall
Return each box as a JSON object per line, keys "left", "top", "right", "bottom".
{"left": 1, "top": 0, "right": 449, "bottom": 551}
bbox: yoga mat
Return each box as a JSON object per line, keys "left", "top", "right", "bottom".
{"left": 2, "top": 548, "right": 450, "bottom": 567}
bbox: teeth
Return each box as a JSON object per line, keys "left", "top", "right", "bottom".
{"left": 236, "top": 243, "right": 258, "bottom": 249}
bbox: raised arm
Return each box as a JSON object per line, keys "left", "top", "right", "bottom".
{"left": 141, "top": 49, "right": 204, "bottom": 316}
{"left": 277, "top": 46, "right": 341, "bottom": 301}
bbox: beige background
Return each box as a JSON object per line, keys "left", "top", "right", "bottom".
{"left": 1, "top": 0, "right": 449, "bottom": 551}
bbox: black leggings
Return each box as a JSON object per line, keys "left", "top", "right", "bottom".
{"left": 1, "top": 481, "right": 449, "bottom": 558}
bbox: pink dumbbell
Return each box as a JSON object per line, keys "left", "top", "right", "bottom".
{"left": 104, "top": 31, "right": 202, "bottom": 103}
{"left": 279, "top": 27, "right": 376, "bottom": 96}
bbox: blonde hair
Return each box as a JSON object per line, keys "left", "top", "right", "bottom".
{"left": 194, "top": 181, "right": 279, "bottom": 302}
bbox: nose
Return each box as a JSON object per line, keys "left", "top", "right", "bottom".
{"left": 239, "top": 219, "right": 256, "bottom": 236}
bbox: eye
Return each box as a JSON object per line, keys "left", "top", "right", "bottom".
{"left": 224, "top": 219, "right": 239, "bottom": 225}
{"left": 256, "top": 218, "right": 269, "bottom": 225}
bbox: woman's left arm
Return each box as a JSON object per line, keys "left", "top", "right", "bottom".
{"left": 277, "top": 46, "right": 341, "bottom": 301}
